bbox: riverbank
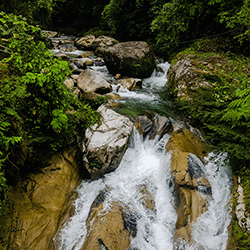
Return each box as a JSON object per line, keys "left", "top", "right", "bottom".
{"left": 167, "top": 39, "right": 250, "bottom": 249}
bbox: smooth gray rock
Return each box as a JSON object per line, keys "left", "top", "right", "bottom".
{"left": 83, "top": 105, "right": 133, "bottom": 180}
{"left": 77, "top": 69, "right": 112, "bottom": 94}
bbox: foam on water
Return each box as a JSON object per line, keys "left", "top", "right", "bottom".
{"left": 56, "top": 57, "right": 232, "bottom": 249}
{"left": 57, "top": 130, "right": 232, "bottom": 250}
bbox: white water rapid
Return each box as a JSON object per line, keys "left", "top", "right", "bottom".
{"left": 58, "top": 130, "right": 232, "bottom": 250}
{"left": 56, "top": 58, "right": 232, "bottom": 250}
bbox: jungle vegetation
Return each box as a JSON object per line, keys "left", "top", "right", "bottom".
{"left": 0, "top": 1, "right": 250, "bottom": 248}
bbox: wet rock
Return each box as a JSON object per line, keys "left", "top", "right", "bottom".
{"left": 135, "top": 116, "right": 153, "bottom": 137}
{"left": 69, "top": 57, "right": 94, "bottom": 67}
{"left": 64, "top": 78, "right": 74, "bottom": 88}
{"left": 148, "top": 114, "right": 172, "bottom": 140}
{"left": 166, "top": 128, "right": 211, "bottom": 245}
{"left": 115, "top": 74, "right": 121, "bottom": 80}
{"left": 6, "top": 148, "right": 81, "bottom": 250}
{"left": 53, "top": 52, "right": 68, "bottom": 60}
{"left": 96, "top": 41, "right": 156, "bottom": 78}
{"left": 77, "top": 69, "right": 112, "bottom": 94}
{"left": 77, "top": 51, "right": 95, "bottom": 58}
{"left": 117, "top": 78, "right": 142, "bottom": 91}
{"left": 83, "top": 105, "right": 133, "bottom": 180}
{"left": 235, "top": 177, "right": 250, "bottom": 233}
{"left": 105, "top": 92, "right": 121, "bottom": 100}
{"left": 58, "top": 43, "right": 76, "bottom": 52}
{"left": 82, "top": 197, "right": 135, "bottom": 250}
{"left": 138, "top": 185, "right": 156, "bottom": 211}
{"left": 75, "top": 35, "right": 96, "bottom": 50}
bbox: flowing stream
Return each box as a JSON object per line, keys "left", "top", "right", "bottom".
{"left": 56, "top": 48, "right": 232, "bottom": 249}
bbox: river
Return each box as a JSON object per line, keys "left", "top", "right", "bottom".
{"left": 54, "top": 46, "right": 232, "bottom": 250}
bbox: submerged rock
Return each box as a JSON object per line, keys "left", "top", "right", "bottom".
{"left": 96, "top": 41, "right": 156, "bottom": 78}
{"left": 83, "top": 105, "right": 133, "bottom": 180}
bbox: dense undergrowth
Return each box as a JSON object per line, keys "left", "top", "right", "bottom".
{"left": 168, "top": 38, "right": 250, "bottom": 249}
{"left": 0, "top": 12, "right": 103, "bottom": 243}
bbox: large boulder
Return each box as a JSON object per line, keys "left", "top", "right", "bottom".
{"left": 167, "top": 55, "right": 210, "bottom": 100}
{"left": 80, "top": 189, "right": 136, "bottom": 250}
{"left": 167, "top": 54, "right": 230, "bottom": 100}
{"left": 166, "top": 128, "right": 212, "bottom": 246}
{"left": 96, "top": 41, "right": 156, "bottom": 78}
{"left": 77, "top": 68, "right": 112, "bottom": 94}
{"left": 6, "top": 148, "right": 81, "bottom": 250}
{"left": 83, "top": 105, "right": 134, "bottom": 180}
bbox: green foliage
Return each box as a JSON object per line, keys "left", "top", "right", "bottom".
{"left": 0, "top": 12, "right": 100, "bottom": 199}
{"left": 102, "top": 0, "right": 154, "bottom": 40}
{"left": 151, "top": 0, "right": 247, "bottom": 56}
{"left": 51, "top": 0, "right": 109, "bottom": 34}
{"left": 0, "top": 0, "right": 53, "bottom": 27}
{"left": 220, "top": 0, "right": 250, "bottom": 46}
{"left": 232, "top": 220, "right": 250, "bottom": 249}
{"left": 170, "top": 48, "right": 250, "bottom": 172}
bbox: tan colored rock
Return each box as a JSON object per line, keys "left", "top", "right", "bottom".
{"left": 105, "top": 92, "right": 121, "bottom": 100}
{"left": 64, "top": 78, "right": 74, "bottom": 88}
{"left": 6, "top": 148, "right": 81, "bottom": 250}
{"left": 75, "top": 35, "right": 96, "bottom": 50}
{"left": 42, "top": 30, "right": 57, "bottom": 38}
{"left": 82, "top": 202, "right": 132, "bottom": 250}
{"left": 81, "top": 189, "right": 136, "bottom": 250}
{"left": 166, "top": 128, "right": 211, "bottom": 245}
{"left": 77, "top": 69, "right": 112, "bottom": 94}
{"left": 138, "top": 185, "right": 155, "bottom": 211}
{"left": 115, "top": 73, "right": 121, "bottom": 80}
{"left": 70, "top": 57, "right": 94, "bottom": 67}
{"left": 166, "top": 129, "right": 206, "bottom": 161}
{"left": 117, "top": 78, "right": 142, "bottom": 91}
{"left": 92, "top": 35, "right": 119, "bottom": 49}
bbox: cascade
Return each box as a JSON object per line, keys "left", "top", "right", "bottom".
{"left": 56, "top": 51, "right": 232, "bottom": 250}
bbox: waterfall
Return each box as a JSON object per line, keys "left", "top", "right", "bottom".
{"left": 56, "top": 59, "right": 232, "bottom": 250}
{"left": 57, "top": 132, "right": 232, "bottom": 250}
